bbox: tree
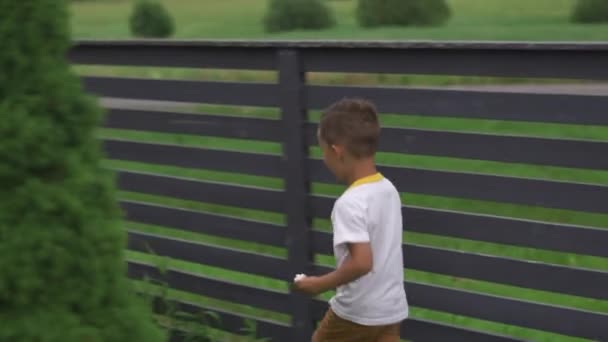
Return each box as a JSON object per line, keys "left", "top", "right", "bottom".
{"left": 0, "top": 1, "right": 164, "bottom": 341}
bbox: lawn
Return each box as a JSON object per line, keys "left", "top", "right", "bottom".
{"left": 71, "top": 0, "right": 608, "bottom": 41}
{"left": 70, "top": 0, "right": 608, "bottom": 340}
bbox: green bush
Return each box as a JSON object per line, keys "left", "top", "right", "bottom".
{"left": 571, "top": 0, "right": 608, "bottom": 23}
{"left": 264, "top": 0, "right": 335, "bottom": 33}
{"left": 130, "top": 0, "right": 175, "bottom": 38}
{"left": 0, "top": 1, "right": 164, "bottom": 341}
{"left": 357, "top": 0, "right": 451, "bottom": 27}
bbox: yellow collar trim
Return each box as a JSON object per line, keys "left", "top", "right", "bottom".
{"left": 349, "top": 173, "right": 384, "bottom": 189}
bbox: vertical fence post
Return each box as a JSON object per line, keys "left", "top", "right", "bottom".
{"left": 279, "top": 49, "right": 314, "bottom": 341}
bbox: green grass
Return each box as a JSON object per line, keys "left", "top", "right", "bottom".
{"left": 71, "top": 0, "right": 608, "bottom": 41}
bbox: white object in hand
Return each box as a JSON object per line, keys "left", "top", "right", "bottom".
{"left": 294, "top": 273, "right": 307, "bottom": 282}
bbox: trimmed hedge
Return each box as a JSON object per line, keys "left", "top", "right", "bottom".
{"left": 264, "top": 0, "right": 335, "bottom": 33}
{"left": 357, "top": 0, "right": 451, "bottom": 27}
{"left": 130, "top": 0, "right": 175, "bottom": 38}
{"left": 571, "top": 0, "right": 608, "bottom": 23}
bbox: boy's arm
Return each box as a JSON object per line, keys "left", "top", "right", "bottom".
{"left": 294, "top": 197, "right": 371, "bottom": 296}
{"left": 294, "top": 242, "right": 373, "bottom": 295}
{"left": 318, "top": 242, "right": 373, "bottom": 291}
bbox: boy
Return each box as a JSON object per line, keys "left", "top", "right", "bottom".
{"left": 294, "top": 99, "right": 408, "bottom": 341}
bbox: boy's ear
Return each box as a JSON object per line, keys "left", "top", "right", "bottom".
{"left": 332, "top": 144, "right": 344, "bottom": 159}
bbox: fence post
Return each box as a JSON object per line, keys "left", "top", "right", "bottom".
{"left": 279, "top": 48, "right": 314, "bottom": 341}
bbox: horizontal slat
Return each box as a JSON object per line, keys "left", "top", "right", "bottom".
{"left": 116, "top": 170, "right": 284, "bottom": 213}
{"left": 104, "top": 108, "right": 282, "bottom": 141}
{"left": 302, "top": 46, "right": 608, "bottom": 80}
{"left": 120, "top": 201, "right": 286, "bottom": 248}
{"left": 309, "top": 160, "right": 608, "bottom": 214}
{"left": 311, "top": 300, "right": 522, "bottom": 342}
{"left": 128, "top": 261, "right": 289, "bottom": 314}
{"left": 104, "top": 139, "right": 281, "bottom": 177}
{"left": 312, "top": 195, "right": 608, "bottom": 257}
{"left": 149, "top": 297, "right": 290, "bottom": 342}
{"left": 306, "top": 124, "right": 608, "bottom": 170}
{"left": 127, "top": 231, "right": 289, "bottom": 280}
{"left": 406, "top": 281, "right": 608, "bottom": 341}
{"left": 401, "top": 318, "right": 523, "bottom": 342}
{"left": 70, "top": 41, "right": 608, "bottom": 79}
{"left": 308, "top": 85, "right": 608, "bottom": 125}
{"left": 314, "top": 231, "right": 608, "bottom": 299}
{"left": 404, "top": 206, "right": 608, "bottom": 258}
{"left": 83, "top": 76, "right": 278, "bottom": 107}
{"left": 314, "top": 266, "right": 608, "bottom": 340}
{"left": 70, "top": 42, "right": 276, "bottom": 70}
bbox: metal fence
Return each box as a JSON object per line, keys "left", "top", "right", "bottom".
{"left": 70, "top": 40, "right": 608, "bottom": 342}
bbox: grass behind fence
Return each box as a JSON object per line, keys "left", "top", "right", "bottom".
{"left": 71, "top": 0, "right": 608, "bottom": 41}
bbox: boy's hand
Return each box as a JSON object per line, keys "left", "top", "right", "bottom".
{"left": 293, "top": 276, "right": 324, "bottom": 296}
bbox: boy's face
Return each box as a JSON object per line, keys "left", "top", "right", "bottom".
{"left": 318, "top": 129, "right": 347, "bottom": 183}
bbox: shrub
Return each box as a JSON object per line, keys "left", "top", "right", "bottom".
{"left": 130, "top": 0, "right": 175, "bottom": 38}
{"left": 0, "top": 0, "right": 164, "bottom": 341}
{"left": 264, "top": 0, "right": 335, "bottom": 33}
{"left": 357, "top": 0, "right": 451, "bottom": 28}
{"left": 571, "top": 0, "right": 608, "bottom": 23}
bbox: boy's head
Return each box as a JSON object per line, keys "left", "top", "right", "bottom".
{"left": 318, "top": 98, "right": 380, "bottom": 182}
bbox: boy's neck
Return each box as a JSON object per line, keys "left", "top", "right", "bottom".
{"left": 346, "top": 158, "right": 378, "bottom": 186}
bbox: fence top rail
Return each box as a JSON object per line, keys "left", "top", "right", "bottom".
{"left": 72, "top": 39, "right": 608, "bottom": 51}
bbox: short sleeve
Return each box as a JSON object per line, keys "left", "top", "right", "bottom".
{"left": 332, "top": 197, "right": 370, "bottom": 247}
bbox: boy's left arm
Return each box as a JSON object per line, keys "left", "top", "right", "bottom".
{"left": 294, "top": 242, "right": 373, "bottom": 296}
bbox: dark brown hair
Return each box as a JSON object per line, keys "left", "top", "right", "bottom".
{"left": 319, "top": 98, "right": 380, "bottom": 158}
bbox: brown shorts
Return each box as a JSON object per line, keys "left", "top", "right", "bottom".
{"left": 313, "top": 309, "right": 401, "bottom": 342}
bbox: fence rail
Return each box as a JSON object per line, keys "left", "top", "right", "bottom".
{"left": 71, "top": 40, "right": 608, "bottom": 342}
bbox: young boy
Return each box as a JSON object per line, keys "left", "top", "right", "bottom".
{"left": 294, "top": 99, "right": 408, "bottom": 341}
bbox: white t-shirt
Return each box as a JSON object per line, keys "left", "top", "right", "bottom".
{"left": 329, "top": 173, "right": 409, "bottom": 326}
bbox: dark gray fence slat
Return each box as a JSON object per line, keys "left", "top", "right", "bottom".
{"left": 313, "top": 231, "right": 608, "bottom": 300}
{"left": 70, "top": 42, "right": 276, "bottom": 70}
{"left": 127, "top": 231, "right": 289, "bottom": 280}
{"left": 71, "top": 41, "right": 608, "bottom": 79}
{"left": 314, "top": 265, "right": 608, "bottom": 340}
{"left": 404, "top": 206, "right": 608, "bottom": 258}
{"left": 116, "top": 170, "right": 283, "bottom": 213}
{"left": 406, "top": 281, "right": 608, "bottom": 341}
{"left": 302, "top": 46, "right": 608, "bottom": 80}
{"left": 311, "top": 300, "right": 522, "bottom": 342}
{"left": 128, "top": 261, "right": 290, "bottom": 314}
{"left": 104, "top": 139, "right": 281, "bottom": 177}
{"left": 83, "top": 76, "right": 278, "bottom": 107}
{"left": 401, "top": 318, "right": 524, "bottom": 342}
{"left": 311, "top": 195, "right": 608, "bottom": 257}
{"left": 104, "top": 109, "right": 281, "bottom": 141}
{"left": 308, "top": 85, "right": 608, "bottom": 125}
{"left": 120, "top": 201, "right": 286, "bottom": 247}
{"left": 306, "top": 124, "right": 608, "bottom": 170}
{"left": 149, "top": 297, "right": 290, "bottom": 342}
{"left": 309, "top": 160, "right": 608, "bottom": 214}
{"left": 405, "top": 245, "right": 608, "bottom": 301}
